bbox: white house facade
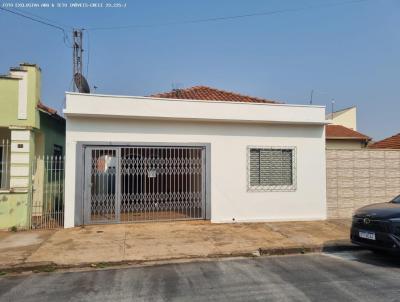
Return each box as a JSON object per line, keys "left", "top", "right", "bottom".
{"left": 63, "top": 88, "right": 327, "bottom": 228}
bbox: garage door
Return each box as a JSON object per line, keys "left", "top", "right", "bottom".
{"left": 84, "top": 146, "right": 206, "bottom": 224}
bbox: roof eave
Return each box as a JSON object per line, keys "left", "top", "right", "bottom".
{"left": 326, "top": 136, "right": 370, "bottom": 141}
{"left": 65, "top": 92, "right": 326, "bottom": 108}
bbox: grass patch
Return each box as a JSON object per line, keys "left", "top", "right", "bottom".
{"left": 0, "top": 271, "right": 6, "bottom": 276}
{"left": 34, "top": 265, "right": 57, "bottom": 273}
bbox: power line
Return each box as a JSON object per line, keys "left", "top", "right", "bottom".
{"left": 86, "top": 0, "right": 370, "bottom": 31}
{"left": 12, "top": 7, "right": 73, "bottom": 30}
{"left": 0, "top": 7, "right": 72, "bottom": 47}
{"left": 0, "top": 7, "right": 66, "bottom": 31}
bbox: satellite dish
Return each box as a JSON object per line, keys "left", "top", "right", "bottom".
{"left": 74, "top": 73, "right": 90, "bottom": 93}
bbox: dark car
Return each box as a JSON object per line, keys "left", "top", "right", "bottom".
{"left": 351, "top": 194, "right": 400, "bottom": 252}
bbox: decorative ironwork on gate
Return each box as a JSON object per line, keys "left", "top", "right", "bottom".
{"left": 85, "top": 146, "right": 205, "bottom": 224}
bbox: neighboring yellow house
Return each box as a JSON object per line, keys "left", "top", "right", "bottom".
{"left": 326, "top": 106, "right": 371, "bottom": 149}
{"left": 0, "top": 63, "right": 65, "bottom": 229}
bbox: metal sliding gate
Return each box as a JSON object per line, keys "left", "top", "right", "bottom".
{"left": 84, "top": 146, "right": 205, "bottom": 224}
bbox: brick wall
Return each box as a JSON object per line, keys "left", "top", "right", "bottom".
{"left": 326, "top": 149, "right": 400, "bottom": 218}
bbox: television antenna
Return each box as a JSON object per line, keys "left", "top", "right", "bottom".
{"left": 72, "top": 28, "right": 90, "bottom": 93}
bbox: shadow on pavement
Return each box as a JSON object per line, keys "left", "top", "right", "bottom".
{"left": 321, "top": 238, "right": 400, "bottom": 268}
{"left": 350, "top": 250, "right": 400, "bottom": 268}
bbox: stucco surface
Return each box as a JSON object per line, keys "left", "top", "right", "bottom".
{"left": 330, "top": 107, "right": 357, "bottom": 130}
{"left": 0, "top": 66, "right": 40, "bottom": 128}
{"left": 0, "top": 193, "right": 29, "bottom": 229}
{"left": 65, "top": 92, "right": 327, "bottom": 125}
{"left": 326, "top": 139, "right": 365, "bottom": 149}
{"left": 64, "top": 93, "right": 327, "bottom": 227}
{"left": 65, "top": 118, "right": 327, "bottom": 227}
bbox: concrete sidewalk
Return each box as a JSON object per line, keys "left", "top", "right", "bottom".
{"left": 0, "top": 220, "right": 354, "bottom": 271}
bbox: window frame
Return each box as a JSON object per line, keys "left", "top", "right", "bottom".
{"left": 247, "top": 146, "right": 297, "bottom": 192}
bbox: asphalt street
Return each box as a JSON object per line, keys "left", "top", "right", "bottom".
{"left": 1, "top": 250, "right": 400, "bottom": 301}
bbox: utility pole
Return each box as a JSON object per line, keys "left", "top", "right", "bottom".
{"left": 331, "top": 99, "right": 335, "bottom": 120}
{"left": 72, "top": 29, "right": 84, "bottom": 92}
{"left": 310, "top": 89, "right": 314, "bottom": 105}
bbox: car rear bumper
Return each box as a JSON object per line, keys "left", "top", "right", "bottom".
{"left": 351, "top": 226, "right": 400, "bottom": 253}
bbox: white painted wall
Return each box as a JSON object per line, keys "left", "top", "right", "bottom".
{"left": 65, "top": 116, "right": 327, "bottom": 227}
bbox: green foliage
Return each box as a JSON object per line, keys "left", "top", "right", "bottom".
{"left": 34, "top": 265, "right": 56, "bottom": 273}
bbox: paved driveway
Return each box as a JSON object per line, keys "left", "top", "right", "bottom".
{"left": 1, "top": 250, "right": 400, "bottom": 301}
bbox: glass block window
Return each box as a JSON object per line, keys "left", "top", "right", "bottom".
{"left": 248, "top": 147, "right": 296, "bottom": 191}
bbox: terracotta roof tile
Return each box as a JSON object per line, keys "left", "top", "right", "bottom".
{"left": 151, "top": 86, "right": 277, "bottom": 104}
{"left": 37, "top": 102, "right": 57, "bottom": 114}
{"left": 37, "top": 102, "right": 65, "bottom": 121}
{"left": 369, "top": 133, "right": 400, "bottom": 149}
{"left": 326, "top": 125, "right": 370, "bottom": 141}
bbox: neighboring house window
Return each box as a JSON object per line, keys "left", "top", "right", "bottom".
{"left": 52, "top": 144, "right": 63, "bottom": 170}
{"left": 53, "top": 145, "right": 63, "bottom": 157}
{"left": 248, "top": 146, "right": 296, "bottom": 192}
{"left": 0, "top": 140, "right": 10, "bottom": 190}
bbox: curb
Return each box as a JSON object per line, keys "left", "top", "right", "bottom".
{"left": 259, "top": 243, "right": 362, "bottom": 256}
{"left": 0, "top": 243, "right": 362, "bottom": 275}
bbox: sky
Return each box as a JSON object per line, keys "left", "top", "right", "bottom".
{"left": 0, "top": 0, "right": 399, "bottom": 140}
